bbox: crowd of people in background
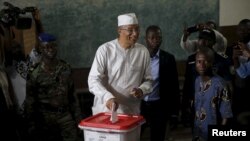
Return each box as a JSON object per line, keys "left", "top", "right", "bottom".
{"left": 1, "top": 4, "right": 250, "bottom": 141}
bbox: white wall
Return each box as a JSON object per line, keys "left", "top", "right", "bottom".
{"left": 220, "top": 0, "right": 250, "bottom": 26}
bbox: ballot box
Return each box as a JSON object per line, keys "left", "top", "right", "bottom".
{"left": 78, "top": 112, "right": 145, "bottom": 141}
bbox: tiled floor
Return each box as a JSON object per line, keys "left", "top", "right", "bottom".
{"left": 141, "top": 124, "right": 193, "bottom": 141}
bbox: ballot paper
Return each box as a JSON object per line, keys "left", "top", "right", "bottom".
{"left": 110, "top": 102, "right": 118, "bottom": 123}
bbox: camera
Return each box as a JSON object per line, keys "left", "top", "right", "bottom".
{"left": 0, "top": 2, "right": 36, "bottom": 29}
{"left": 187, "top": 25, "right": 199, "bottom": 33}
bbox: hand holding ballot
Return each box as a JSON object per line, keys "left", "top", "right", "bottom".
{"left": 106, "top": 98, "right": 119, "bottom": 111}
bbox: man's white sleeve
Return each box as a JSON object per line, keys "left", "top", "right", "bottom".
{"left": 88, "top": 47, "right": 114, "bottom": 104}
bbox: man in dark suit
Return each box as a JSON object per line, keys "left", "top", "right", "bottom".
{"left": 140, "top": 25, "right": 180, "bottom": 141}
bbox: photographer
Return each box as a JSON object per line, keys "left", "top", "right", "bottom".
{"left": 180, "top": 21, "right": 228, "bottom": 58}
{"left": 232, "top": 19, "right": 250, "bottom": 126}
{"left": 0, "top": 2, "right": 37, "bottom": 66}
{"left": 1, "top": 1, "right": 41, "bottom": 113}
{"left": 1, "top": 2, "right": 44, "bottom": 140}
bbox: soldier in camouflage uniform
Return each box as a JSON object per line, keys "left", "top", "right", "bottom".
{"left": 24, "top": 33, "right": 82, "bottom": 141}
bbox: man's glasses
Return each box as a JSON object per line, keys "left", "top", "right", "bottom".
{"left": 120, "top": 28, "right": 140, "bottom": 34}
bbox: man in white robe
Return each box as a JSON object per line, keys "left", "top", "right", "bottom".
{"left": 88, "top": 13, "right": 152, "bottom": 115}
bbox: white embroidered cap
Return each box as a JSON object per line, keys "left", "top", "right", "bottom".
{"left": 118, "top": 13, "right": 138, "bottom": 26}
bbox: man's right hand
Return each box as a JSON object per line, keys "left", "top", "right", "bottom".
{"left": 106, "top": 98, "right": 119, "bottom": 111}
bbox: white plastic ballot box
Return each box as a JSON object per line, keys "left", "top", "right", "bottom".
{"left": 78, "top": 112, "right": 145, "bottom": 141}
